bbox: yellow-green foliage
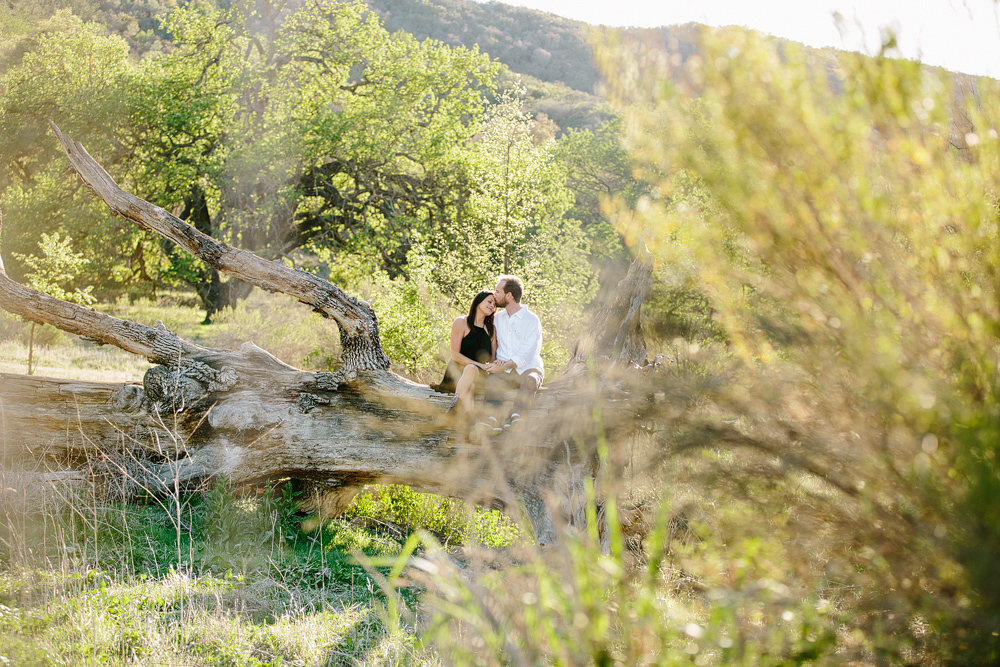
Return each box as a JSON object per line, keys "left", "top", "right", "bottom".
{"left": 349, "top": 270, "right": 452, "bottom": 382}
{"left": 595, "top": 25, "right": 1000, "bottom": 662}
{"left": 346, "top": 485, "right": 524, "bottom": 549}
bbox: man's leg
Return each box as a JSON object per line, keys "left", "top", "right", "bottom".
{"left": 507, "top": 369, "right": 542, "bottom": 424}
{"left": 483, "top": 372, "right": 507, "bottom": 414}
{"left": 473, "top": 372, "right": 518, "bottom": 441}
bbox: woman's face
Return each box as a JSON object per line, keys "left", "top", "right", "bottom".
{"left": 478, "top": 295, "right": 496, "bottom": 316}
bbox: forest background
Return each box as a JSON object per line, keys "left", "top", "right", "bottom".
{"left": 1, "top": 0, "right": 1000, "bottom": 665}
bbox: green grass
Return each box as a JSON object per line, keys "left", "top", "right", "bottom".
{"left": 0, "top": 566, "right": 423, "bottom": 666}
{"left": 0, "top": 478, "right": 435, "bottom": 667}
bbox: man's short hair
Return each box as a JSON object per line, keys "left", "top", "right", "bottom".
{"left": 497, "top": 274, "right": 524, "bottom": 302}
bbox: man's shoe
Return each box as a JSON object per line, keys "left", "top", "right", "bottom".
{"left": 503, "top": 413, "right": 525, "bottom": 430}
{"left": 470, "top": 416, "right": 502, "bottom": 443}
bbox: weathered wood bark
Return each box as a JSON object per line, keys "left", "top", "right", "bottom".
{"left": 0, "top": 127, "right": 656, "bottom": 544}
{"left": 574, "top": 258, "right": 652, "bottom": 369}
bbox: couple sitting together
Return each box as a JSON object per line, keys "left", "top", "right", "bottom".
{"left": 434, "top": 274, "right": 543, "bottom": 432}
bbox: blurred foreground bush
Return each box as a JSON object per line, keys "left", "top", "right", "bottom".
{"left": 406, "top": 28, "right": 1000, "bottom": 666}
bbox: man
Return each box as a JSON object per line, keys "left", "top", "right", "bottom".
{"left": 481, "top": 274, "right": 544, "bottom": 429}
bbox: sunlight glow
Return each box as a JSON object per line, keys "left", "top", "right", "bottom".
{"left": 487, "top": 0, "right": 1000, "bottom": 77}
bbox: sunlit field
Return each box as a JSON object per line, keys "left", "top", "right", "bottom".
{"left": 3, "top": 0, "right": 1000, "bottom": 663}
{"left": 0, "top": 338, "right": 150, "bottom": 382}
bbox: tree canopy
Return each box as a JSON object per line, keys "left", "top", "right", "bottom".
{"left": 0, "top": 0, "right": 625, "bottom": 338}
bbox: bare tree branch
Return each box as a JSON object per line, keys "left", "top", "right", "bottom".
{"left": 49, "top": 122, "right": 390, "bottom": 371}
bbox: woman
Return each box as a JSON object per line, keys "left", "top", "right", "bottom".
{"left": 432, "top": 290, "right": 497, "bottom": 415}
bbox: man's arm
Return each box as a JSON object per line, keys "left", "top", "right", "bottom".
{"left": 506, "top": 313, "right": 542, "bottom": 371}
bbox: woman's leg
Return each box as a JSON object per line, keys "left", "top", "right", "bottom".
{"left": 455, "top": 364, "right": 480, "bottom": 414}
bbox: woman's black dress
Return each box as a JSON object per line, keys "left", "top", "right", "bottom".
{"left": 431, "top": 323, "right": 492, "bottom": 393}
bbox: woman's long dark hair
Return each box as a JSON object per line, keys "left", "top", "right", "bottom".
{"left": 466, "top": 290, "right": 495, "bottom": 337}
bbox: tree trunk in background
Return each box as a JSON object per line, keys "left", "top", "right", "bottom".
{"left": 179, "top": 187, "right": 255, "bottom": 323}
{"left": 0, "top": 126, "right": 657, "bottom": 543}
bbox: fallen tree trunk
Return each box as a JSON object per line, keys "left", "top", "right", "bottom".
{"left": 0, "top": 126, "right": 655, "bottom": 543}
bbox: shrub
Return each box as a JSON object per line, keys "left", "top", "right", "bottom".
{"left": 345, "top": 485, "right": 523, "bottom": 549}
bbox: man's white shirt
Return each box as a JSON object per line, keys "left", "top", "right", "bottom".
{"left": 494, "top": 305, "right": 544, "bottom": 381}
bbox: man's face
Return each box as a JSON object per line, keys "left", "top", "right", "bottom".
{"left": 493, "top": 280, "right": 508, "bottom": 307}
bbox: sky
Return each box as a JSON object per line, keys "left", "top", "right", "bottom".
{"left": 490, "top": 0, "right": 1000, "bottom": 78}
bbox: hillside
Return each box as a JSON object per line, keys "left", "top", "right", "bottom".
{"left": 368, "top": 0, "right": 602, "bottom": 93}
{"left": 0, "top": 0, "right": 844, "bottom": 134}
{"left": 367, "top": 0, "right": 705, "bottom": 96}
{"left": 365, "top": 0, "right": 635, "bottom": 131}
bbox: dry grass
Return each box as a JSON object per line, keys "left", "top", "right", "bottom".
{"left": 0, "top": 338, "right": 151, "bottom": 382}
{"left": 0, "top": 288, "right": 349, "bottom": 383}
